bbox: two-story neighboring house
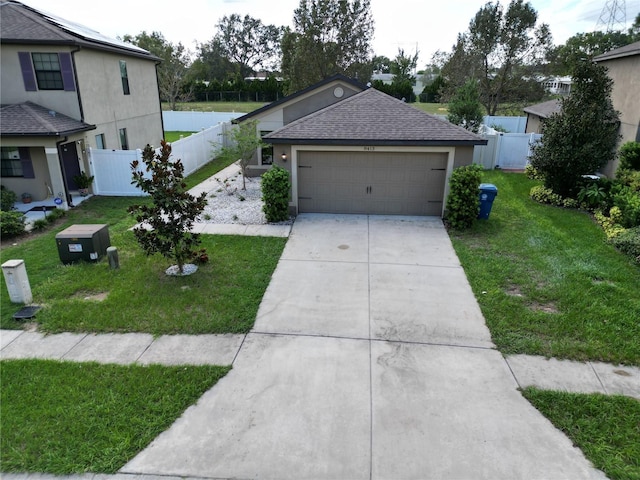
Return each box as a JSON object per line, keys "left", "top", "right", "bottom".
{"left": 0, "top": 1, "right": 163, "bottom": 207}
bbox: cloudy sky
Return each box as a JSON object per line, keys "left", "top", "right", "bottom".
{"left": 21, "top": 0, "right": 640, "bottom": 66}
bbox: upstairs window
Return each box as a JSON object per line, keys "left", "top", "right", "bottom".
{"left": 120, "top": 60, "right": 130, "bottom": 95}
{"left": 18, "top": 52, "right": 76, "bottom": 92}
{"left": 32, "top": 53, "right": 63, "bottom": 90}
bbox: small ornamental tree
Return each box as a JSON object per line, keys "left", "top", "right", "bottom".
{"left": 128, "top": 141, "right": 207, "bottom": 274}
{"left": 216, "top": 119, "right": 263, "bottom": 190}
{"left": 447, "top": 79, "right": 484, "bottom": 133}
{"left": 530, "top": 60, "right": 620, "bottom": 198}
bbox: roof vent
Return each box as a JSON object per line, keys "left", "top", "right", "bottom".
{"left": 49, "top": 110, "right": 56, "bottom": 117}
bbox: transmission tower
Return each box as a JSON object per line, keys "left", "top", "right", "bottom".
{"left": 595, "top": 0, "right": 627, "bottom": 31}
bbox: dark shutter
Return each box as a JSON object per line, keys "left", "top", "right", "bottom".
{"left": 59, "top": 52, "right": 76, "bottom": 91}
{"left": 18, "top": 52, "right": 37, "bottom": 91}
{"left": 18, "top": 148, "right": 35, "bottom": 178}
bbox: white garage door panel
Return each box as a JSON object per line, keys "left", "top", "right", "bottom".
{"left": 298, "top": 151, "right": 447, "bottom": 216}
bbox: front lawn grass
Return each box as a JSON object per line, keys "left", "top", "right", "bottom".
{"left": 522, "top": 388, "right": 640, "bottom": 480}
{"left": 0, "top": 213, "right": 285, "bottom": 334}
{"left": 0, "top": 359, "right": 229, "bottom": 474}
{"left": 0, "top": 193, "right": 285, "bottom": 334}
{"left": 449, "top": 171, "right": 640, "bottom": 365}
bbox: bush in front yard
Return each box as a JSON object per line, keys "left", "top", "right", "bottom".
{"left": 261, "top": 165, "right": 291, "bottom": 223}
{"left": 445, "top": 164, "right": 483, "bottom": 229}
{"left": 0, "top": 210, "right": 25, "bottom": 237}
{"left": 609, "top": 226, "right": 640, "bottom": 263}
{"left": 1, "top": 186, "right": 17, "bottom": 211}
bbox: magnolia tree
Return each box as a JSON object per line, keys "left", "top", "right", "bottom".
{"left": 129, "top": 141, "right": 207, "bottom": 274}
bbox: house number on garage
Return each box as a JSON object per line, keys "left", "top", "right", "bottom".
{"left": 364, "top": 146, "right": 375, "bottom": 151}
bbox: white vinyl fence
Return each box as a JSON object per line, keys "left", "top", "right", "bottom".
{"left": 473, "top": 126, "right": 542, "bottom": 170}
{"left": 163, "top": 111, "right": 243, "bottom": 131}
{"left": 89, "top": 122, "right": 233, "bottom": 196}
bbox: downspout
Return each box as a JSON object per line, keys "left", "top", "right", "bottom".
{"left": 69, "top": 46, "right": 84, "bottom": 121}
{"left": 155, "top": 60, "right": 165, "bottom": 136}
{"left": 55, "top": 136, "right": 73, "bottom": 207}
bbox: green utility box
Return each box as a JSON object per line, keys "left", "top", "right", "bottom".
{"left": 56, "top": 224, "right": 110, "bottom": 264}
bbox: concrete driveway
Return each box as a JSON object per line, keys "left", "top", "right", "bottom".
{"left": 123, "top": 214, "right": 605, "bottom": 480}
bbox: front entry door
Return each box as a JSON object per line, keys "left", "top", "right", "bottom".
{"left": 61, "top": 141, "right": 81, "bottom": 190}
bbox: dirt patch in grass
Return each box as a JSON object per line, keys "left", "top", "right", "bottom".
{"left": 73, "top": 291, "right": 109, "bottom": 302}
{"left": 527, "top": 301, "right": 559, "bottom": 314}
{"left": 505, "top": 285, "right": 524, "bottom": 297}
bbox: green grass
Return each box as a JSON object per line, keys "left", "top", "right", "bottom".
{"left": 169, "top": 101, "right": 450, "bottom": 116}
{"left": 411, "top": 102, "right": 449, "bottom": 115}
{"left": 163, "top": 101, "right": 266, "bottom": 113}
{"left": 183, "top": 155, "right": 238, "bottom": 190}
{"left": 1, "top": 155, "right": 284, "bottom": 334}
{"left": 0, "top": 211, "right": 285, "bottom": 334}
{"left": 449, "top": 171, "right": 640, "bottom": 365}
{"left": 0, "top": 359, "right": 229, "bottom": 474}
{"left": 164, "top": 131, "right": 196, "bottom": 142}
{"left": 522, "top": 388, "right": 640, "bottom": 480}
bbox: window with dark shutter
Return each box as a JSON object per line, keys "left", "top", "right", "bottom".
{"left": 59, "top": 52, "right": 76, "bottom": 91}
{"left": 18, "top": 52, "right": 37, "bottom": 91}
{"left": 1, "top": 147, "right": 34, "bottom": 178}
{"left": 32, "top": 53, "right": 64, "bottom": 90}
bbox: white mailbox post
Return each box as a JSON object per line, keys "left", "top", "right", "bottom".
{"left": 2, "top": 259, "right": 33, "bottom": 304}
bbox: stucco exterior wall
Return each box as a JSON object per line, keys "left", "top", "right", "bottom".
{"left": 598, "top": 55, "right": 640, "bottom": 176}
{"left": 453, "top": 146, "right": 474, "bottom": 168}
{"left": 0, "top": 44, "right": 82, "bottom": 119}
{"left": 74, "top": 49, "right": 163, "bottom": 150}
{"left": 525, "top": 114, "right": 543, "bottom": 134}
{"left": 283, "top": 82, "right": 361, "bottom": 124}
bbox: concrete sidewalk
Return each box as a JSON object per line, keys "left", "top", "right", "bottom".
{"left": 2, "top": 329, "right": 638, "bottom": 399}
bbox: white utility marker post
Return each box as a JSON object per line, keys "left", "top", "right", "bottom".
{"left": 2, "top": 259, "right": 33, "bottom": 304}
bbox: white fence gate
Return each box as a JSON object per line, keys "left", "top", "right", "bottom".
{"left": 473, "top": 127, "right": 542, "bottom": 170}
{"left": 89, "top": 122, "right": 232, "bottom": 196}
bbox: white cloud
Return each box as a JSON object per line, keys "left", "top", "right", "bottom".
{"left": 20, "top": 0, "right": 640, "bottom": 68}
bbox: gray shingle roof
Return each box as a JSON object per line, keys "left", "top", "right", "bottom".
{"left": 0, "top": 102, "right": 96, "bottom": 136}
{"left": 594, "top": 41, "right": 640, "bottom": 62}
{"left": 264, "top": 88, "right": 486, "bottom": 146}
{"left": 0, "top": 1, "right": 158, "bottom": 60}
{"left": 523, "top": 99, "right": 562, "bottom": 118}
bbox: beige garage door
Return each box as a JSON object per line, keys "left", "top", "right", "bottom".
{"left": 297, "top": 151, "right": 448, "bottom": 215}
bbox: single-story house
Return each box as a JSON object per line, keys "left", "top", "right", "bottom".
{"left": 239, "top": 77, "right": 486, "bottom": 217}
{"left": 523, "top": 99, "right": 561, "bottom": 134}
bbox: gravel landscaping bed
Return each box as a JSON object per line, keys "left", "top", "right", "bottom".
{"left": 198, "top": 172, "right": 292, "bottom": 225}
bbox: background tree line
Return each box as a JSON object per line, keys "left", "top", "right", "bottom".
{"left": 122, "top": 0, "right": 640, "bottom": 113}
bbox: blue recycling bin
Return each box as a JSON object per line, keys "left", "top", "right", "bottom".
{"left": 478, "top": 183, "right": 498, "bottom": 219}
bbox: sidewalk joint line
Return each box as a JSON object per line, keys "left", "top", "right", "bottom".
{"left": 589, "top": 361, "right": 609, "bottom": 394}
{"left": 231, "top": 332, "right": 249, "bottom": 366}
{"left": 59, "top": 332, "right": 90, "bottom": 361}
{"left": 502, "top": 355, "right": 523, "bottom": 390}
